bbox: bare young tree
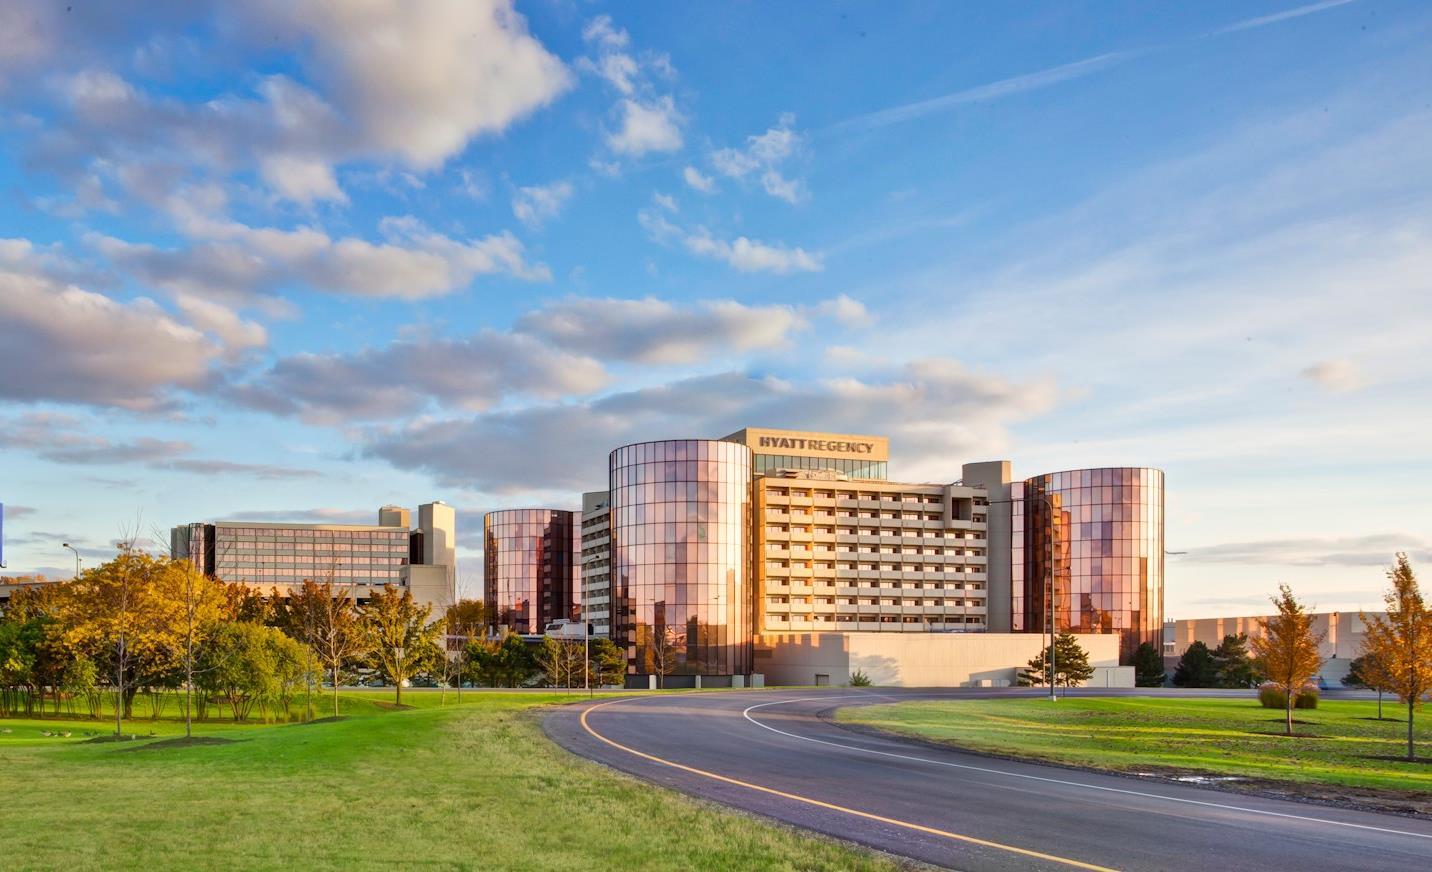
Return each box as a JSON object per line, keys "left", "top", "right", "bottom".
{"left": 1251, "top": 584, "right": 1326, "bottom": 736}
{"left": 309, "top": 579, "right": 369, "bottom": 717}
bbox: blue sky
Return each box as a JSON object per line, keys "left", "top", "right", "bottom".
{"left": 2, "top": 1, "right": 1429, "bottom": 615}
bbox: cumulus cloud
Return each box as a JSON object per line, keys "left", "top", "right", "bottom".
{"left": 682, "top": 166, "right": 716, "bottom": 193}
{"left": 608, "top": 97, "right": 684, "bottom": 156}
{"left": 580, "top": 14, "right": 684, "bottom": 160}
{"left": 29, "top": 1, "right": 570, "bottom": 203}
{"left": 516, "top": 297, "right": 807, "bottom": 364}
{"left": 1299, "top": 359, "right": 1364, "bottom": 392}
{"left": 363, "top": 360, "right": 1056, "bottom": 493}
{"left": 0, "top": 267, "right": 228, "bottom": 411}
{"left": 683, "top": 229, "right": 823, "bottom": 274}
{"left": 708, "top": 113, "right": 806, "bottom": 203}
{"left": 511, "top": 180, "right": 574, "bottom": 228}
{"left": 228, "top": 329, "right": 610, "bottom": 423}
{"left": 95, "top": 215, "right": 550, "bottom": 304}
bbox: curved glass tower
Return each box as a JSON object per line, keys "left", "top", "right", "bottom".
{"left": 609, "top": 439, "right": 752, "bottom": 678}
{"left": 484, "top": 509, "right": 580, "bottom": 635}
{"left": 1013, "top": 467, "right": 1164, "bottom": 661}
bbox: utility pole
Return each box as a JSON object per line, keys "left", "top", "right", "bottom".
{"left": 63, "top": 542, "right": 82, "bottom": 579}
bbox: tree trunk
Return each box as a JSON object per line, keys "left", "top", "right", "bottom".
{"left": 1409, "top": 702, "right": 1416, "bottom": 762}
{"left": 332, "top": 665, "right": 341, "bottom": 718}
{"left": 1377, "top": 689, "right": 1383, "bottom": 720}
{"left": 1285, "top": 693, "right": 1293, "bottom": 736}
{"left": 395, "top": 675, "right": 402, "bottom": 707}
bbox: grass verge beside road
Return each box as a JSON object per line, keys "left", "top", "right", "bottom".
{"left": 837, "top": 696, "right": 1432, "bottom": 815}
{"left": 0, "top": 691, "right": 896, "bottom": 871}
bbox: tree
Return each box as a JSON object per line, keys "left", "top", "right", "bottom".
{"left": 536, "top": 637, "right": 585, "bottom": 688}
{"left": 443, "top": 599, "right": 488, "bottom": 703}
{"left": 1212, "top": 633, "right": 1257, "bottom": 689}
{"left": 57, "top": 547, "right": 175, "bottom": 735}
{"left": 275, "top": 580, "right": 331, "bottom": 721}
{"left": 1017, "top": 633, "right": 1095, "bottom": 688}
{"left": 1343, "top": 653, "right": 1392, "bottom": 720}
{"left": 589, "top": 637, "right": 626, "bottom": 688}
{"left": 153, "top": 559, "right": 226, "bottom": 736}
{"left": 1172, "top": 641, "right": 1219, "bottom": 688}
{"left": 1132, "top": 642, "right": 1166, "bottom": 687}
{"left": 305, "top": 581, "right": 368, "bottom": 717}
{"left": 200, "top": 622, "right": 313, "bottom": 722}
{"left": 1359, "top": 553, "right": 1432, "bottom": 761}
{"left": 360, "top": 584, "right": 443, "bottom": 706}
{"left": 495, "top": 632, "right": 538, "bottom": 688}
{"left": 1250, "top": 584, "right": 1325, "bottom": 737}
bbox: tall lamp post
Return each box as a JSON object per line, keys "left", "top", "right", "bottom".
{"left": 62, "top": 542, "right": 82, "bottom": 579}
{"left": 987, "top": 493, "right": 1058, "bottom": 702}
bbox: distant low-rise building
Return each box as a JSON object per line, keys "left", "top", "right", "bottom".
{"left": 170, "top": 502, "right": 457, "bottom": 612}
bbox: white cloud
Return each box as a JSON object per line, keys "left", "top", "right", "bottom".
{"left": 29, "top": 1, "right": 571, "bottom": 203}
{"left": 1180, "top": 533, "right": 1430, "bottom": 567}
{"left": 511, "top": 180, "right": 574, "bottom": 228}
{"left": 172, "top": 293, "right": 268, "bottom": 356}
{"left": 683, "top": 229, "right": 823, "bottom": 274}
{"left": 96, "top": 215, "right": 550, "bottom": 304}
{"left": 813, "top": 294, "right": 872, "bottom": 327}
{"left": 708, "top": 113, "right": 806, "bottom": 202}
{"left": 363, "top": 361, "right": 1056, "bottom": 493}
{"left": 607, "top": 97, "right": 684, "bottom": 156}
{"left": 516, "top": 297, "right": 807, "bottom": 364}
{"left": 683, "top": 166, "right": 716, "bottom": 193}
{"left": 580, "top": 14, "right": 684, "bottom": 161}
{"left": 651, "top": 192, "right": 678, "bottom": 212}
{"left": 229, "top": 329, "right": 609, "bottom": 423}
{"left": 1299, "top": 359, "right": 1364, "bottom": 392}
{"left": 0, "top": 264, "right": 228, "bottom": 411}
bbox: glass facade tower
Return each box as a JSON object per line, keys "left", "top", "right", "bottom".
{"left": 484, "top": 509, "right": 580, "bottom": 635}
{"left": 1012, "top": 467, "right": 1165, "bottom": 661}
{"left": 610, "top": 439, "right": 752, "bottom": 677}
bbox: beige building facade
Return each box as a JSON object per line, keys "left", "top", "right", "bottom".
{"left": 755, "top": 630, "right": 1128, "bottom": 687}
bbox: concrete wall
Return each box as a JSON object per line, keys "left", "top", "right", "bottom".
{"left": 755, "top": 631, "right": 1123, "bottom": 688}
{"left": 404, "top": 564, "right": 452, "bottom": 613}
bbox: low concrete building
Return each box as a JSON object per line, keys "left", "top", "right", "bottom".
{"left": 755, "top": 631, "right": 1129, "bottom": 688}
{"left": 1165, "top": 611, "right": 1379, "bottom": 687}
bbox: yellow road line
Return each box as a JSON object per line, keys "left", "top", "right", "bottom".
{"left": 579, "top": 697, "right": 1117, "bottom": 872}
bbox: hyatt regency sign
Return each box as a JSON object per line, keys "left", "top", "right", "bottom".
{"left": 727, "top": 428, "right": 890, "bottom": 462}
{"left": 757, "top": 436, "right": 875, "bottom": 455}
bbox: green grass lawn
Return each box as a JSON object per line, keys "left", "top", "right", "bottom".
{"left": 838, "top": 696, "right": 1432, "bottom": 797}
{"left": 0, "top": 690, "right": 896, "bottom": 871}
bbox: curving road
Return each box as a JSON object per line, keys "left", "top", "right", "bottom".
{"left": 544, "top": 688, "right": 1432, "bottom": 871}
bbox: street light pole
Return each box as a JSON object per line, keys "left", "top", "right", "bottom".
{"left": 62, "top": 543, "right": 81, "bottom": 579}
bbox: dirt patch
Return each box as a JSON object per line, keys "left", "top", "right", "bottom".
{"left": 122, "top": 736, "right": 239, "bottom": 752}
{"left": 372, "top": 701, "right": 414, "bottom": 711}
{"left": 82, "top": 734, "right": 147, "bottom": 744}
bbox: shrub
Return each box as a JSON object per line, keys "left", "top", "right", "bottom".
{"left": 848, "top": 669, "right": 872, "bottom": 687}
{"left": 1257, "top": 682, "right": 1319, "bottom": 710}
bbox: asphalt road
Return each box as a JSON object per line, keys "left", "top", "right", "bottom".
{"left": 543, "top": 688, "right": 1432, "bottom": 871}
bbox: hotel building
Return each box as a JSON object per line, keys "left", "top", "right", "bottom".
{"left": 580, "top": 491, "right": 613, "bottom": 638}
{"left": 170, "top": 501, "right": 457, "bottom": 611}
{"left": 484, "top": 509, "right": 581, "bottom": 635}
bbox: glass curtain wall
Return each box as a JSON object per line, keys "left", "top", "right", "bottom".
{"left": 484, "top": 509, "right": 580, "bottom": 635}
{"left": 610, "top": 439, "right": 752, "bottom": 677}
{"left": 1019, "top": 468, "right": 1164, "bottom": 662}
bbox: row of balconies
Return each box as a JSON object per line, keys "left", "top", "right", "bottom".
{"left": 764, "top": 600, "right": 985, "bottom": 614}
{"left": 761, "top": 618, "right": 988, "bottom": 632}
{"left": 767, "top": 573, "right": 988, "bottom": 588}
{"left": 763, "top": 546, "right": 987, "bottom": 563}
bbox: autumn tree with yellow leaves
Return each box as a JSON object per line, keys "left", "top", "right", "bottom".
{"left": 1360, "top": 553, "right": 1432, "bottom": 761}
{"left": 1250, "top": 584, "right": 1325, "bottom": 737}
{"left": 360, "top": 584, "right": 443, "bottom": 706}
